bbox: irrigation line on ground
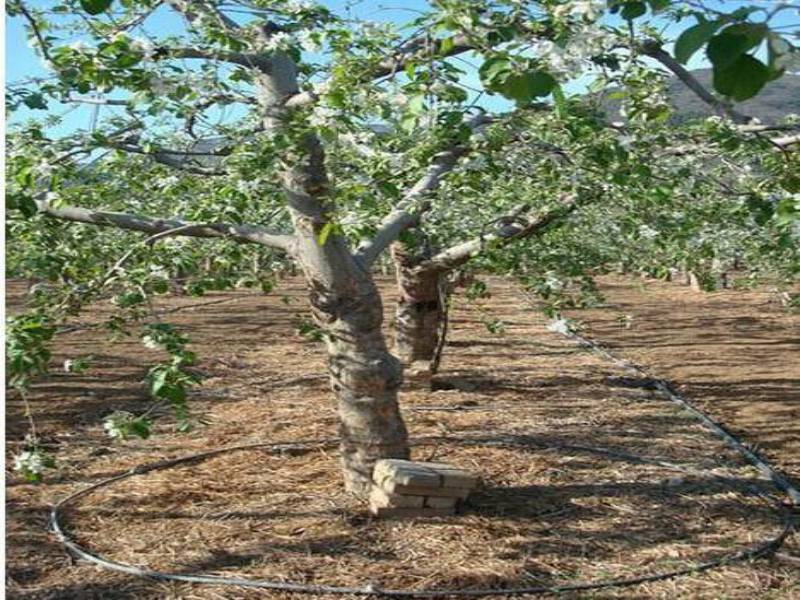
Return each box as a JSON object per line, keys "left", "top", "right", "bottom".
{"left": 51, "top": 429, "right": 795, "bottom": 597}
{"left": 48, "top": 284, "right": 799, "bottom": 597}
{"left": 518, "top": 288, "right": 800, "bottom": 506}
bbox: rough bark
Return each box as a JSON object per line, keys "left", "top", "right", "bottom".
{"left": 252, "top": 45, "right": 410, "bottom": 496}
{"left": 308, "top": 272, "right": 410, "bottom": 495}
{"left": 391, "top": 243, "right": 445, "bottom": 385}
{"left": 281, "top": 138, "right": 411, "bottom": 496}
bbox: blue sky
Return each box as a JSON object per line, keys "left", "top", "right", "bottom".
{"left": 6, "top": 1, "right": 797, "bottom": 137}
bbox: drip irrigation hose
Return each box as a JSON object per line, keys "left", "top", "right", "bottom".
{"left": 49, "top": 286, "right": 798, "bottom": 597}
{"left": 516, "top": 288, "right": 800, "bottom": 507}
{"left": 51, "top": 429, "right": 795, "bottom": 597}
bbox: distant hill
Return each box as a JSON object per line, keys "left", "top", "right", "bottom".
{"left": 602, "top": 69, "right": 800, "bottom": 125}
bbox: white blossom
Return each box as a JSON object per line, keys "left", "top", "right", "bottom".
{"left": 309, "top": 105, "right": 338, "bottom": 128}
{"left": 236, "top": 179, "right": 260, "bottom": 194}
{"left": 298, "top": 30, "right": 323, "bottom": 53}
{"left": 639, "top": 225, "right": 659, "bottom": 240}
{"left": 546, "top": 318, "right": 572, "bottom": 335}
{"left": 104, "top": 411, "right": 134, "bottom": 440}
{"left": 341, "top": 133, "right": 377, "bottom": 157}
{"left": 159, "top": 175, "right": 180, "bottom": 188}
{"left": 553, "top": 0, "right": 606, "bottom": 22}
{"left": 141, "top": 334, "right": 160, "bottom": 350}
{"left": 131, "top": 37, "right": 157, "bottom": 61}
{"left": 149, "top": 76, "right": 172, "bottom": 95}
{"left": 286, "top": 0, "right": 316, "bottom": 13}
{"left": 392, "top": 93, "right": 409, "bottom": 107}
{"left": 462, "top": 155, "right": 488, "bottom": 171}
{"left": 149, "top": 265, "right": 169, "bottom": 279}
{"left": 13, "top": 451, "right": 46, "bottom": 475}
{"left": 265, "top": 32, "right": 294, "bottom": 52}
{"left": 69, "top": 40, "right": 91, "bottom": 52}
{"left": 37, "top": 164, "right": 55, "bottom": 178}
{"left": 532, "top": 25, "right": 616, "bottom": 79}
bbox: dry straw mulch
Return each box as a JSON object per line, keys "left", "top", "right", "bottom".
{"left": 6, "top": 277, "right": 799, "bottom": 599}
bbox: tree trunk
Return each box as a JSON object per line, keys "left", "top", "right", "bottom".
{"left": 305, "top": 273, "right": 410, "bottom": 496}
{"left": 391, "top": 243, "right": 444, "bottom": 385}
{"left": 281, "top": 134, "right": 410, "bottom": 496}
{"left": 256, "top": 50, "right": 410, "bottom": 496}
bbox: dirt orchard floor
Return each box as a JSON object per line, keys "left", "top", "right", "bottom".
{"left": 561, "top": 275, "right": 800, "bottom": 490}
{"left": 5, "top": 275, "right": 799, "bottom": 600}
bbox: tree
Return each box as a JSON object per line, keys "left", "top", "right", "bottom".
{"left": 6, "top": 0, "right": 799, "bottom": 492}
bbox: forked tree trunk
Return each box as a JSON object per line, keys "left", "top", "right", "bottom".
{"left": 391, "top": 243, "right": 445, "bottom": 385}
{"left": 280, "top": 134, "right": 410, "bottom": 495}
{"left": 251, "top": 47, "right": 412, "bottom": 495}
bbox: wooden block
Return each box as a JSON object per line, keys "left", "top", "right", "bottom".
{"left": 369, "top": 486, "right": 424, "bottom": 509}
{"left": 424, "top": 462, "right": 481, "bottom": 488}
{"left": 370, "top": 506, "right": 454, "bottom": 518}
{"left": 425, "top": 496, "right": 458, "bottom": 509}
{"left": 372, "top": 459, "right": 480, "bottom": 491}
{"left": 373, "top": 459, "right": 441, "bottom": 488}
{"left": 383, "top": 480, "right": 471, "bottom": 499}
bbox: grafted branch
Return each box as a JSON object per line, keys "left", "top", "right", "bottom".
{"left": 418, "top": 194, "right": 580, "bottom": 273}
{"left": 36, "top": 200, "right": 295, "bottom": 252}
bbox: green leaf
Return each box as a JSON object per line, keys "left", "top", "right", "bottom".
{"left": 478, "top": 56, "right": 512, "bottom": 87}
{"left": 621, "top": 1, "right": 647, "bottom": 20}
{"left": 501, "top": 71, "right": 557, "bottom": 105}
{"left": 552, "top": 85, "right": 567, "bottom": 119}
{"left": 161, "top": 383, "right": 186, "bottom": 404}
{"left": 439, "top": 36, "right": 455, "bottom": 55}
{"left": 316, "top": 222, "right": 334, "bottom": 246}
{"left": 712, "top": 54, "right": 770, "bottom": 101}
{"left": 149, "top": 368, "right": 169, "bottom": 396}
{"left": 406, "top": 94, "right": 426, "bottom": 115}
{"left": 646, "top": 0, "right": 670, "bottom": 12}
{"left": 22, "top": 93, "right": 48, "bottom": 110}
{"left": 129, "top": 418, "right": 152, "bottom": 439}
{"left": 10, "top": 192, "right": 38, "bottom": 218}
{"left": 79, "top": 0, "right": 113, "bottom": 15}
{"left": 674, "top": 20, "right": 721, "bottom": 64}
{"left": 707, "top": 24, "right": 766, "bottom": 69}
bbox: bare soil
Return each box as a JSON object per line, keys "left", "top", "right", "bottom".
{"left": 5, "top": 275, "right": 800, "bottom": 599}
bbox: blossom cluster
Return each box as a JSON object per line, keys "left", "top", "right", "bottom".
{"left": 532, "top": 24, "right": 617, "bottom": 79}
{"left": 13, "top": 450, "right": 47, "bottom": 475}
{"left": 552, "top": 0, "right": 607, "bottom": 21}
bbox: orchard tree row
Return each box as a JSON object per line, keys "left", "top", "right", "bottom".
{"left": 6, "top": 0, "right": 799, "bottom": 490}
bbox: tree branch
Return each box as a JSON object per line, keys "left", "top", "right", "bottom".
{"left": 109, "top": 143, "right": 227, "bottom": 175}
{"left": 639, "top": 40, "right": 751, "bottom": 124}
{"left": 14, "top": 1, "right": 54, "bottom": 65}
{"left": 769, "top": 134, "right": 800, "bottom": 147}
{"left": 286, "top": 23, "right": 554, "bottom": 108}
{"left": 165, "top": 0, "right": 241, "bottom": 32}
{"left": 418, "top": 194, "right": 580, "bottom": 273}
{"left": 35, "top": 200, "right": 295, "bottom": 252}
{"left": 163, "top": 46, "right": 270, "bottom": 70}
{"left": 354, "top": 113, "right": 493, "bottom": 266}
